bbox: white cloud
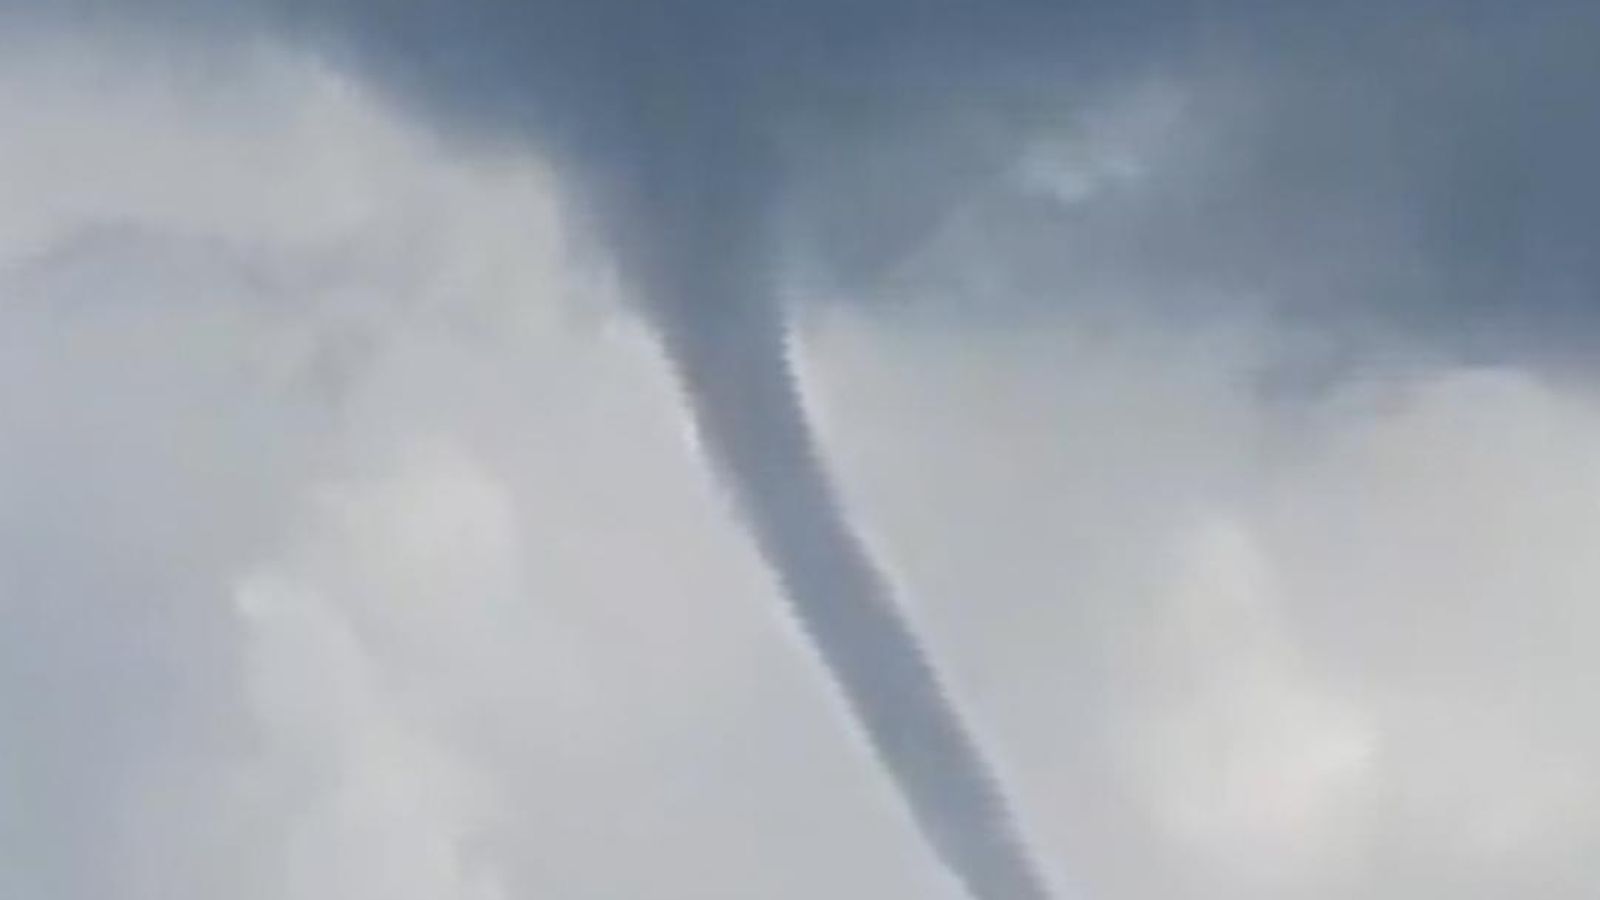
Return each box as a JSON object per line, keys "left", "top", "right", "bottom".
{"left": 1119, "top": 519, "right": 1377, "bottom": 888}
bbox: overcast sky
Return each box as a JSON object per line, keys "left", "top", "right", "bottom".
{"left": 4, "top": 4, "right": 1600, "bottom": 899}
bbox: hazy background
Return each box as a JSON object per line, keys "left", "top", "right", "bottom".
{"left": 4, "top": 7, "right": 1600, "bottom": 898}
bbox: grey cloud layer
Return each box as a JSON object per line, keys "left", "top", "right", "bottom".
{"left": 295, "top": 4, "right": 1600, "bottom": 357}
{"left": 18, "top": 2, "right": 1596, "bottom": 356}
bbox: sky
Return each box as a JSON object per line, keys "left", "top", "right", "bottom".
{"left": 3, "top": 4, "right": 1600, "bottom": 899}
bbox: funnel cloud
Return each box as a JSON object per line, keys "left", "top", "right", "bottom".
{"left": 6, "top": 2, "right": 1600, "bottom": 899}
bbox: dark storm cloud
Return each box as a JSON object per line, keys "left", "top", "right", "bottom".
{"left": 832, "top": 5, "right": 1600, "bottom": 366}
{"left": 13, "top": 0, "right": 1198, "bottom": 297}
{"left": 16, "top": 2, "right": 1596, "bottom": 353}
{"left": 308, "top": 2, "right": 1600, "bottom": 365}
